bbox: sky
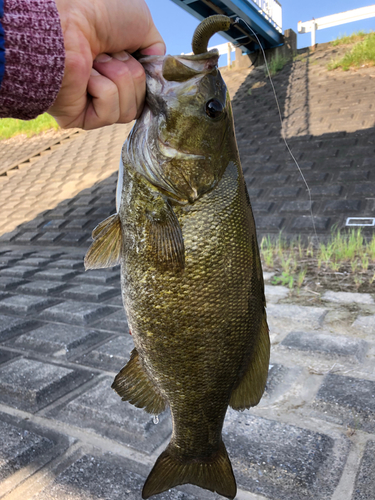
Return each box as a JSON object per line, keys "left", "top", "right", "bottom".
{"left": 146, "top": 0, "right": 375, "bottom": 65}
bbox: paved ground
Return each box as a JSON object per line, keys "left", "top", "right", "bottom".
{"left": 0, "top": 41, "right": 374, "bottom": 500}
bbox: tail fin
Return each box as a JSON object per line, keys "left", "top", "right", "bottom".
{"left": 142, "top": 441, "right": 236, "bottom": 499}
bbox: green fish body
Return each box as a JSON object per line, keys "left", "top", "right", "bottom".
{"left": 85, "top": 36, "right": 269, "bottom": 500}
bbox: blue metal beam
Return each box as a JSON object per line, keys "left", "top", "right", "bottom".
{"left": 170, "top": 0, "right": 283, "bottom": 52}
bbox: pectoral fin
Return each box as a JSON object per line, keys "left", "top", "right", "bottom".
{"left": 84, "top": 214, "right": 122, "bottom": 270}
{"left": 230, "top": 313, "right": 270, "bottom": 410}
{"left": 146, "top": 199, "right": 185, "bottom": 270}
{"left": 112, "top": 348, "right": 167, "bottom": 415}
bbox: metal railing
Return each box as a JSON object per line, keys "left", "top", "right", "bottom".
{"left": 298, "top": 5, "right": 375, "bottom": 46}
{"left": 251, "top": 0, "right": 283, "bottom": 32}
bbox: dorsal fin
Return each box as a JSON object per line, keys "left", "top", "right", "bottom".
{"left": 84, "top": 214, "right": 122, "bottom": 270}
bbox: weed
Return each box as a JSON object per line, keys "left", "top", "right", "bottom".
{"left": 259, "top": 229, "right": 375, "bottom": 293}
{"left": 267, "top": 53, "right": 289, "bottom": 76}
{"left": 328, "top": 32, "right": 375, "bottom": 71}
{"left": 331, "top": 31, "right": 367, "bottom": 46}
{"left": 0, "top": 113, "right": 59, "bottom": 141}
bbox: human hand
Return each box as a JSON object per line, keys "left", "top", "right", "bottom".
{"left": 49, "top": 0, "right": 165, "bottom": 130}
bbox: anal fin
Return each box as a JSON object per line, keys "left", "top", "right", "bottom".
{"left": 230, "top": 312, "right": 270, "bottom": 410}
{"left": 112, "top": 349, "right": 167, "bottom": 415}
{"left": 84, "top": 213, "right": 122, "bottom": 270}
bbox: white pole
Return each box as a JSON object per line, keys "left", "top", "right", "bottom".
{"left": 311, "top": 21, "right": 316, "bottom": 46}
{"left": 227, "top": 43, "right": 231, "bottom": 69}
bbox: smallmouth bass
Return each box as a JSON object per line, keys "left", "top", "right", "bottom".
{"left": 85, "top": 15, "right": 270, "bottom": 500}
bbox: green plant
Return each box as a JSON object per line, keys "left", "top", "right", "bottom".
{"left": 331, "top": 31, "right": 367, "bottom": 46}
{"left": 328, "top": 32, "right": 375, "bottom": 70}
{"left": 267, "top": 53, "right": 289, "bottom": 76}
{"left": 0, "top": 113, "right": 59, "bottom": 140}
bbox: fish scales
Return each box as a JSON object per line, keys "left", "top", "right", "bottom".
{"left": 84, "top": 15, "right": 270, "bottom": 500}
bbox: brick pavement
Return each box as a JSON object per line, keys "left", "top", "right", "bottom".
{"left": 0, "top": 41, "right": 375, "bottom": 500}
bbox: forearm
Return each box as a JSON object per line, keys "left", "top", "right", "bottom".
{"left": 0, "top": 0, "right": 65, "bottom": 119}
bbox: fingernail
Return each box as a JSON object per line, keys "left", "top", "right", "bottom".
{"left": 95, "top": 53, "right": 112, "bottom": 63}
{"left": 91, "top": 68, "right": 100, "bottom": 76}
{"left": 112, "top": 51, "right": 130, "bottom": 62}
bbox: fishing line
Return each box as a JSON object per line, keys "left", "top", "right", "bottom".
{"left": 233, "top": 17, "right": 319, "bottom": 244}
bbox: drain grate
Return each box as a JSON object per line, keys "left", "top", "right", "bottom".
{"left": 346, "top": 217, "right": 375, "bottom": 227}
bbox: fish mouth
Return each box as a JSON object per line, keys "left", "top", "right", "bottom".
{"left": 158, "top": 139, "right": 206, "bottom": 162}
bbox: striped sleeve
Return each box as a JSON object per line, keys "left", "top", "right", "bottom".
{"left": 0, "top": 0, "right": 65, "bottom": 119}
{"left": 0, "top": 0, "right": 4, "bottom": 89}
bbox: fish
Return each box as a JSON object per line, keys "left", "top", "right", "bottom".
{"left": 84, "top": 15, "right": 270, "bottom": 500}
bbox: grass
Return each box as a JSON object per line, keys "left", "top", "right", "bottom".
{"left": 260, "top": 229, "right": 375, "bottom": 293}
{"left": 328, "top": 31, "right": 375, "bottom": 71}
{"left": 331, "top": 31, "right": 368, "bottom": 46}
{"left": 266, "top": 53, "right": 289, "bottom": 76}
{"left": 0, "top": 113, "right": 59, "bottom": 141}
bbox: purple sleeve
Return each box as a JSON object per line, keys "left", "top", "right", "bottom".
{"left": 0, "top": 0, "right": 65, "bottom": 119}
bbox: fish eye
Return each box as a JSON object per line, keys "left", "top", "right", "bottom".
{"left": 205, "top": 99, "right": 224, "bottom": 119}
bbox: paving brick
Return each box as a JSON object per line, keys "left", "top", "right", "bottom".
{"left": 0, "top": 314, "right": 40, "bottom": 341}
{"left": 258, "top": 174, "right": 289, "bottom": 186}
{"left": 0, "top": 295, "right": 57, "bottom": 316}
{"left": 19, "top": 257, "right": 52, "bottom": 267}
{"left": 32, "top": 268, "right": 78, "bottom": 281}
{"left": 16, "top": 280, "right": 68, "bottom": 296}
{"left": 36, "top": 232, "right": 63, "bottom": 243}
{"left": 270, "top": 186, "right": 301, "bottom": 198}
{"left": 223, "top": 411, "right": 349, "bottom": 500}
{"left": 353, "top": 440, "right": 375, "bottom": 500}
{"left": 64, "top": 219, "right": 90, "bottom": 230}
{"left": 267, "top": 304, "right": 327, "bottom": 331}
{"left": 0, "top": 266, "right": 37, "bottom": 278}
{"left": 322, "top": 291, "right": 374, "bottom": 305}
{"left": 0, "top": 277, "right": 26, "bottom": 290}
{"left": 14, "top": 231, "right": 40, "bottom": 243}
{"left": 0, "top": 358, "right": 93, "bottom": 412}
{"left": 247, "top": 187, "right": 263, "bottom": 198}
{"left": 61, "top": 284, "right": 119, "bottom": 302}
{"left": 0, "top": 255, "right": 21, "bottom": 266}
{"left": 71, "top": 269, "right": 120, "bottom": 285}
{"left": 251, "top": 201, "right": 274, "bottom": 213}
{"left": 49, "top": 377, "right": 171, "bottom": 452}
{"left": 31, "top": 251, "right": 65, "bottom": 259}
{"left": 323, "top": 199, "right": 361, "bottom": 213}
{"left": 60, "top": 232, "right": 90, "bottom": 245}
{"left": 280, "top": 200, "right": 315, "bottom": 213}
{"left": 69, "top": 207, "right": 94, "bottom": 217}
{"left": 41, "top": 219, "right": 67, "bottom": 229}
{"left": 352, "top": 315, "right": 375, "bottom": 334}
{"left": 41, "top": 301, "right": 114, "bottom": 325}
{"left": 92, "top": 308, "right": 129, "bottom": 333}
{"left": 0, "top": 416, "right": 54, "bottom": 487}
{"left": 78, "top": 336, "right": 133, "bottom": 371}
{"left": 7, "top": 323, "right": 109, "bottom": 359}
{"left": 284, "top": 160, "right": 314, "bottom": 171}
{"left": 310, "top": 185, "right": 343, "bottom": 197}
{"left": 338, "top": 171, "right": 370, "bottom": 182}
{"left": 281, "top": 331, "right": 368, "bottom": 362}
{"left": 353, "top": 184, "right": 375, "bottom": 196}
{"left": 0, "top": 349, "right": 19, "bottom": 365}
{"left": 265, "top": 285, "right": 289, "bottom": 304}
{"left": 292, "top": 216, "right": 330, "bottom": 230}
{"left": 255, "top": 216, "right": 284, "bottom": 230}
{"left": 34, "top": 453, "right": 197, "bottom": 500}
{"left": 313, "top": 374, "right": 375, "bottom": 433}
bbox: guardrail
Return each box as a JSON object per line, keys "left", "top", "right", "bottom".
{"left": 252, "top": 0, "right": 282, "bottom": 32}
{"left": 298, "top": 5, "right": 375, "bottom": 46}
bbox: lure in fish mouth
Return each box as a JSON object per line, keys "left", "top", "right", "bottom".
{"left": 85, "top": 15, "right": 270, "bottom": 500}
